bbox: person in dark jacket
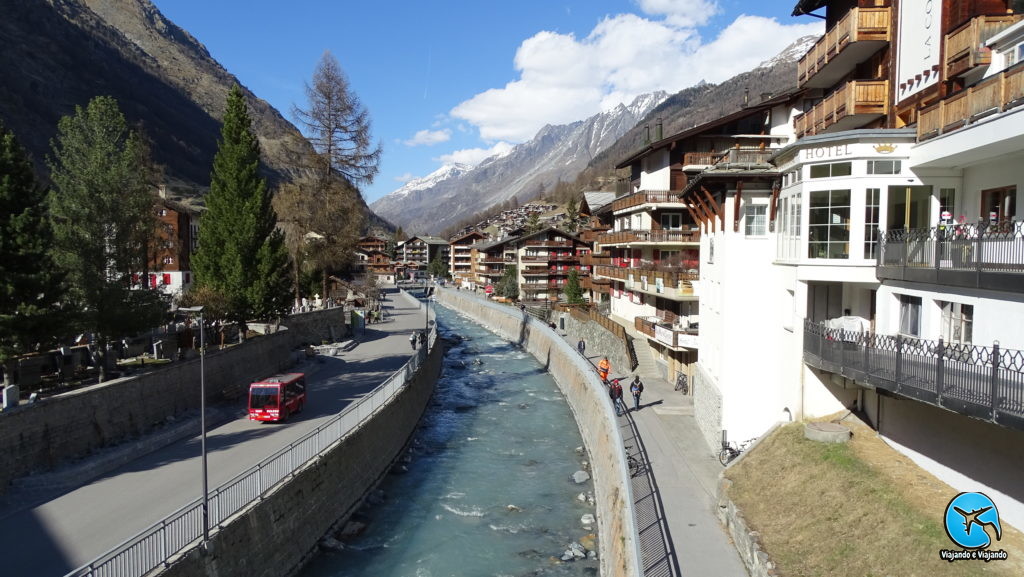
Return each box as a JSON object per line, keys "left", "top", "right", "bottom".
{"left": 609, "top": 379, "right": 624, "bottom": 416}
{"left": 630, "top": 376, "right": 644, "bottom": 411}
{"left": 577, "top": 338, "right": 586, "bottom": 356}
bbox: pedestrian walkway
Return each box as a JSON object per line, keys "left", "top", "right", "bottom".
{"left": 565, "top": 324, "right": 748, "bottom": 576}
{"left": 0, "top": 288, "right": 429, "bottom": 577}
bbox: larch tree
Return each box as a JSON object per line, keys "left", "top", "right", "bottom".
{"left": 0, "top": 121, "right": 64, "bottom": 386}
{"left": 47, "top": 96, "right": 165, "bottom": 381}
{"left": 191, "top": 85, "right": 290, "bottom": 334}
{"left": 290, "top": 51, "right": 380, "bottom": 298}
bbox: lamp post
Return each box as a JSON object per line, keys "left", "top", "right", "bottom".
{"left": 178, "top": 305, "right": 208, "bottom": 547}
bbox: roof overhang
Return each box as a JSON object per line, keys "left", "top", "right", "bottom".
{"left": 792, "top": 0, "right": 827, "bottom": 17}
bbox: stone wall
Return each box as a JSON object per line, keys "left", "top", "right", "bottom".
{"left": 694, "top": 364, "right": 724, "bottom": 454}
{"left": 436, "top": 289, "right": 641, "bottom": 577}
{"left": 554, "top": 311, "right": 632, "bottom": 379}
{"left": 0, "top": 308, "right": 348, "bottom": 493}
{"left": 161, "top": 341, "right": 443, "bottom": 577}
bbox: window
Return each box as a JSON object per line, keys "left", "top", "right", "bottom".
{"left": 162, "top": 273, "right": 172, "bottom": 285}
{"left": 981, "top": 186, "right": 1016, "bottom": 224}
{"left": 809, "top": 162, "right": 852, "bottom": 179}
{"left": 808, "top": 189, "right": 851, "bottom": 259}
{"left": 660, "top": 213, "right": 682, "bottom": 230}
{"left": 867, "top": 160, "right": 901, "bottom": 175}
{"left": 939, "top": 188, "right": 956, "bottom": 222}
{"left": 744, "top": 204, "right": 767, "bottom": 236}
{"left": 939, "top": 302, "right": 973, "bottom": 345}
{"left": 865, "top": 188, "right": 880, "bottom": 260}
{"left": 899, "top": 294, "right": 921, "bottom": 337}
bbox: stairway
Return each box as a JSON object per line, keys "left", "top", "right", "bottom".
{"left": 631, "top": 338, "right": 663, "bottom": 382}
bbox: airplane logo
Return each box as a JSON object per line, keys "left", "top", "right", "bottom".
{"left": 945, "top": 493, "right": 1002, "bottom": 550}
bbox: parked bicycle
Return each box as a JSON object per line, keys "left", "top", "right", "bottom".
{"left": 625, "top": 444, "right": 645, "bottom": 477}
{"left": 674, "top": 373, "right": 688, "bottom": 395}
{"left": 718, "top": 437, "right": 756, "bottom": 466}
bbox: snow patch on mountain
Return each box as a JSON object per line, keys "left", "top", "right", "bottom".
{"left": 757, "top": 35, "right": 820, "bottom": 69}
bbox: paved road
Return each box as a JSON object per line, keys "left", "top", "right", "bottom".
{"left": 0, "top": 289, "right": 429, "bottom": 577}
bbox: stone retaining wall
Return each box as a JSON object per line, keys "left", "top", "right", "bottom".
{"left": 436, "top": 289, "right": 640, "bottom": 577}
{"left": 161, "top": 340, "right": 444, "bottom": 577}
{"left": 554, "top": 311, "right": 632, "bottom": 379}
{"left": 0, "top": 308, "right": 348, "bottom": 494}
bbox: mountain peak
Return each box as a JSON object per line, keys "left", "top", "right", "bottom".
{"left": 756, "top": 34, "right": 820, "bottom": 69}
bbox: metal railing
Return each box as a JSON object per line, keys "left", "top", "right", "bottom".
{"left": 66, "top": 322, "right": 438, "bottom": 577}
{"left": 802, "top": 320, "right": 1024, "bottom": 429}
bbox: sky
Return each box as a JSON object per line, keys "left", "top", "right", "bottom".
{"left": 151, "top": 1, "right": 823, "bottom": 204}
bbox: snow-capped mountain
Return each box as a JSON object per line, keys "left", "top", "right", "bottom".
{"left": 756, "top": 34, "right": 819, "bottom": 70}
{"left": 370, "top": 91, "right": 668, "bottom": 234}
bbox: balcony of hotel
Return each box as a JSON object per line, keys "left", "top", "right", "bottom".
{"left": 594, "top": 265, "right": 698, "bottom": 300}
{"left": 581, "top": 276, "right": 611, "bottom": 294}
{"left": 597, "top": 229, "right": 700, "bottom": 247}
{"left": 876, "top": 222, "right": 1024, "bottom": 293}
{"left": 917, "top": 63, "right": 1024, "bottom": 142}
{"left": 803, "top": 320, "right": 1024, "bottom": 431}
{"left": 581, "top": 253, "right": 613, "bottom": 268}
{"left": 480, "top": 255, "right": 516, "bottom": 264}
{"left": 798, "top": 6, "right": 891, "bottom": 89}
{"left": 635, "top": 316, "right": 698, "bottom": 351}
{"left": 523, "top": 239, "right": 575, "bottom": 248}
{"left": 795, "top": 80, "right": 889, "bottom": 138}
{"left": 612, "top": 190, "right": 689, "bottom": 213}
{"left": 945, "top": 14, "right": 1023, "bottom": 79}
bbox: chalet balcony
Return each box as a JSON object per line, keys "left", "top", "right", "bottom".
{"left": 594, "top": 266, "right": 698, "bottom": 299}
{"left": 480, "top": 256, "right": 516, "bottom": 264}
{"left": 798, "top": 6, "right": 891, "bottom": 89}
{"left": 635, "top": 316, "right": 699, "bottom": 350}
{"left": 803, "top": 320, "right": 1024, "bottom": 431}
{"left": 795, "top": 80, "right": 889, "bottom": 138}
{"left": 877, "top": 222, "right": 1024, "bottom": 293}
{"left": 682, "top": 151, "right": 724, "bottom": 167}
{"left": 917, "top": 63, "right": 1024, "bottom": 141}
{"left": 522, "top": 269, "right": 550, "bottom": 277}
{"left": 524, "top": 240, "right": 575, "bottom": 248}
{"left": 945, "top": 15, "right": 1023, "bottom": 79}
{"left": 612, "top": 190, "right": 688, "bottom": 212}
{"left": 598, "top": 229, "right": 700, "bottom": 246}
{"left": 581, "top": 253, "right": 613, "bottom": 267}
{"left": 581, "top": 276, "right": 611, "bottom": 294}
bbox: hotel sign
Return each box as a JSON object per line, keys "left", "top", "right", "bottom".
{"left": 801, "top": 144, "right": 852, "bottom": 160}
{"left": 896, "top": 0, "right": 940, "bottom": 102}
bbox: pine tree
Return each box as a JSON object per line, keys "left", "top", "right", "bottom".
{"left": 47, "top": 96, "right": 165, "bottom": 381}
{"left": 564, "top": 269, "right": 585, "bottom": 305}
{"left": 427, "top": 252, "right": 448, "bottom": 279}
{"left": 0, "top": 121, "right": 64, "bottom": 386}
{"left": 192, "top": 86, "right": 290, "bottom": 331}
{"left": 497, "top": 265, "right": 519, "bottom": 300}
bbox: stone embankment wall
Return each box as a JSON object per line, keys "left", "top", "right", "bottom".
{"left": 553, "top": 311, "right": 632, "bottom": 379}
{"left": 0, "top": 308, "right": 348, "bottom": 493}
{"left": 162, "top": 340, "right": 444, "bottom": 577}
{"left": 436, "top": 290, "right": 640, "bottom": 577}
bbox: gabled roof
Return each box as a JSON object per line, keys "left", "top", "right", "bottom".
{"left": 410, "top": 235, "right": 449, "bottom": 245}
{"left": 615, "top": 92, "right": 799, "bottom": 169}
{"left": 475, "top": 235, "right": 521, "bottom": 252}
{"left": 581, "top": 191, "right": 616, "bottom": 214}
{"left": 515, "top": 226, "right": 586, "bottom": 245}
{"left": 450, "top": 230, "right": 486, "bottom": 244}
{"left": 792, "top": 0, "right": 826, "bottom": 17}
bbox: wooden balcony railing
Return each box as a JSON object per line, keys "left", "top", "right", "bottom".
{"left": 598, "top": 229, "right": 700, "bottom": 245}
{"left": 612, "top": 190, "right": 687, "bottom": 212}
{"left": 581, "top": 253, "right": 613, "bottom": 267}
{"left": 945, "top": 15, "right": 1022, "bottom": 78}
{"left": 635, "top": 317, "right": 699, "bottom": 350}
{"left": 798, "top": 6, "right": 891, "bottom": 87}
{"left": 594, "top": 266, "right": 699, "bottom": 295}
{"left": 795, "top": 80, "right": 889, "bottom": 137}
{"left": 918, "top": 63, "right": 1024, "bottom": 140}
{"left": 717, "top": 148, "right": 774, "bottom": 166}
{"left": 682, "top": 151, "right": 724, "bottom": 166}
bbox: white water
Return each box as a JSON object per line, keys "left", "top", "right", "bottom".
{"left": 299, "top": 304, "right": 598, "bottom": 577}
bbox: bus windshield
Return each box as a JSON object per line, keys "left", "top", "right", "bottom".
{"left": 249, "top": 386, "right": 280, "bottom": 409}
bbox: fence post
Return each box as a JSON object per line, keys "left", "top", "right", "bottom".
{"left": 935, "top": 337, "right": 945, "bottom": 403}
{"left": 895, "top": 334, "right": 903, "bottom": 393}
{"left": 863, "top": 330, "right": 870, "bottom": 379}
{"left": 976, "top": 219, "right": 985, "bottom": 287}
{"left": 991, "top": 341, "right": 1001, "bottom": 421}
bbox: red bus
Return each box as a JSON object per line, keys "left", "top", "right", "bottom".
{"left": 248, "top": 373, "right": 307, "bottom": 422}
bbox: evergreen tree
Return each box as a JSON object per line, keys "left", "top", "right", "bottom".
{"left": 563, "top": 195, "right": 581, "bottom": 233}
{"left": 564, "top": 269, "right": 585, "bottom": 305}
{"left": 0, "top": 121, "right": 64, "bottom": 386}
{"left": 47, "top": 96, "right": 164, "bottom": 381}
{"left": 192, "top": 86, "right": 290, "bottom": 331}
{"left": 525, "top": 212, "right": 543, "bottom": 234}
{"left": 427, "top": 252, "right": 448, "bottom": 279}
{"left": 497, "top": 265, "right": 519, "bottom": 300}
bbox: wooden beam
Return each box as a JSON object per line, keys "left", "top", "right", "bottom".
{"left": 701, "top": 186, "right": 724, "bottom": 232}
{"left": 693, "top": 192, "right": 715, "bottom": 233}
{"left": 682, "top": 197, "right": 700, "bottom": 226}
{"left": 733, "top": 180, "right": 744, "bottom": 233}
{"left": 684, "top": 196, "right": 710, "bottom": 233}
{"left": 768, "top": 182, "right": 781, "bottom": 232}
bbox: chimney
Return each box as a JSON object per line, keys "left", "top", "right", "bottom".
{"left": 743, "top": 88, "right": 749, "bottom": 106}
{"left": 644, "top": 124, "right": 651, "bottom": 144}
{"left": 655, "top": 118, "right": 663, "bottom": 141}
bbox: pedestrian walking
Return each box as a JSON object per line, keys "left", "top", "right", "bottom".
{"left": 577, "top": 338, "right": 586, "bottom": 356}
{"left": 630, "top": 375, "right": 644, "bottom": 411}
{"left": 597, "top": 356, "right": 611, "bottom": 381}
{"left": 410, "top": 332, "right": 418, "bottom": 350}
{"left": 418, "top": 331, "right": 427, "bottom": 348}
{"left": 609, "top": 378, "right": 624, "bottom": 416}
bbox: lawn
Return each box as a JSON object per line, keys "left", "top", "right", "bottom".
{"left": 724, "top": 419, "right": 1023, "bottom": 577}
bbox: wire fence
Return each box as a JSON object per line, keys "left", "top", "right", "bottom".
{"left": 65, "top": 322, "right": 437, "bottom": 577}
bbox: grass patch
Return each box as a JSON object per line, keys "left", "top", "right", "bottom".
{"left": 725, "top": 422, "right": 1022, "bottom": 577}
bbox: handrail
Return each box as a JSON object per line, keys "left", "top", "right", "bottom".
{"left": 65, "top": 309, "right": 438, "bottom": 577}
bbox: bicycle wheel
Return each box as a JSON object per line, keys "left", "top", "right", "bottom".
{"left": 718, "top": 448, "right": 734, "bottom": 466}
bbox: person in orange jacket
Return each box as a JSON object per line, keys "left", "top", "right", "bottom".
{"left": 597, "top": 356, "right": 611, "bottom": 381}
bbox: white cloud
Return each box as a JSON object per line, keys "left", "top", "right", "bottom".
{"left": 403, "top": 129, "right": 451, "bottom": 146}
{"left": 437, "top": 142, "right": 514, "bottom": 166}
{"left": 394, "top": 172, "right": 415, "bottom": 183}
{"left": 450, "top": 8, "right": 822, "bottom": 143}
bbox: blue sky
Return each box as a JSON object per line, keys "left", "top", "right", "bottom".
{"left": 152, "top": 1, "right": 822, "bottom": 203}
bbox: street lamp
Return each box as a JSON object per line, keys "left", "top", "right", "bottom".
{"left": 178, "top": 305, "right": 208, "bottom": 548}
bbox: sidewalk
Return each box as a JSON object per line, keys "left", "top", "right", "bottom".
{"left": 562, "top": 328, "right": 748, "bottom": 576}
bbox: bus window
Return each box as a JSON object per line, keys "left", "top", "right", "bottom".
{"left": 249, "top": 386, "right": 279, "bottom": 409}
